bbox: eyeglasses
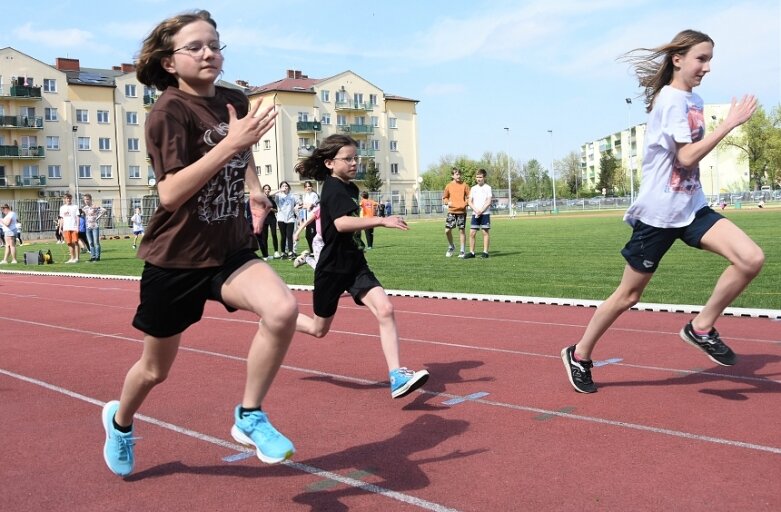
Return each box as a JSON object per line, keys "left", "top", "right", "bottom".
{"left": 172, "top": 41, "right": 226, "bottom": 58}
{"left": 333, "top": 156, "right": 359, "bottom": 163}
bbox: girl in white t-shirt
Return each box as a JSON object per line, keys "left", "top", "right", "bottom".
{"left": 561, "top": 30, "right": 764, "bottom": 394}
{"left": 0, "top": 204, "right": 18, "bottom": 264}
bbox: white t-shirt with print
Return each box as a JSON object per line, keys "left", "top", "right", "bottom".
{"left": 623, "top": 86, "right": 708, "bottom": 228}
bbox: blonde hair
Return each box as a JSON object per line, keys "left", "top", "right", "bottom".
{"left": 621, "top": 30, "right": 714, "bottom": 113}
{"left": 136, "top": 10, "right": 218, "bottom": 90}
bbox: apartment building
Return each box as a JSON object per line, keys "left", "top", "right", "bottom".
{"left": 0, "top": 47, "right": 155, "bottom": 225}
{"left": 1, "top": 49, "right": 421, "bottom": 224}
{"left": 245, "top": 69, "right": 420, "bottom": 210}
{"left": 580, "top": 103, "right": 748, "bottom": 197}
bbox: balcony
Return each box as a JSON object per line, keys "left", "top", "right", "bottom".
{"left": 143, "top": 94, "right": 157, "bottom": 107}
{"left": 334, "top": 100, "right": 373, "bottom": 112}
{"left": 337, "top": 124, "right": 374, "bottom": 135}
{"left": 1, "top": 85, "right": 43, "bottom": 100}
{"left": 0, "top": 175, "right": 46, "bottom": 188}
{"left": 0, "top": 145, "right": 46, "bottom": 159}
{"left": 0, "top": 115, "right": 44, "bottom": 129}
{"left": 296, "top": 121, "right": 322, "bottom": 132}
{"left": 357, "top": 149, "right": 375, "bottom": 158}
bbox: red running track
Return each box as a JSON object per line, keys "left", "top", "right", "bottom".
{"left": 1, "top": 272, "right": 780, "bottom": 511}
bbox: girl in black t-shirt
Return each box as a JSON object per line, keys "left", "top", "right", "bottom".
{"left": 294, "top": 134, "right": 430, "bottom": 399}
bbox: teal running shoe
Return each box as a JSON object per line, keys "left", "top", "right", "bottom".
{"left": 231, "top": 407, "right": 295, "bottom": 464}
{"left": 389, "top": 367, "right": 430, "bottom": 398}
{"left": 101, "top": 400, "right": 136, "bottom": 476}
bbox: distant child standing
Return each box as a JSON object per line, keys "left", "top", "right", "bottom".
{"left": 273, "top": 181, "right": 297, "bottom": 259}
{"left": 442, "top": 168, "right": 470, "bottom": 258}
{"left": 464, "top": 168, "right": 492, "bottom": 259}
{"left": 294, "top": 134, "right": 429, "bottom": 399}
{"left": 562, "top": 30, "right": 763, "bottom": 394}
{"left": 260, "top": 184, "right": 280, "bottom": 259}
{"left": 359, "top": 191, "right": 379, "bottom": 249}
{"left": 82, "top": 194, "right": 106, "bottom": 261}
{"left": 130, "top": 207, "right": 144, "bottom": 249}
{"left": 0, "top": 204, "right": 18, "bottom": 264}
{"left": 101, "top": 10, "right": 298, "bottom": 477}
{"left": 59, "top": 193, "right": 80, "bottom": 263}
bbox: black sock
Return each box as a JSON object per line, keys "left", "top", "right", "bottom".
{"left": 240, "top": 406, "right": 262, "bottom": 417}
{"left": 113, "top": 417, "right": 132, "bottom": 433}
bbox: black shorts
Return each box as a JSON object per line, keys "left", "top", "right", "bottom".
{"left": 621, "top": 206, "right": 724, "bottom": 273}
{"left": 132, "top": 249, "right": 259, "bottom": 338}
{"left": 312, "top": 266, "right": 382, "bottom": 318}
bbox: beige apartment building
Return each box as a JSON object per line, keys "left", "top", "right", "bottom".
{"left": 243, "top": 69, "right": 420, "bottom": 209}
{"left": 581, "top": 103, "right": 749, "bottom": 198}
{"left": 0, "top": 48, "right": 421, "bottom": 232}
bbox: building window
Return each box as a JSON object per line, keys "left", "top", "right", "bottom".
{"left": 76, "top": 109, "right": 89, "bottom": 123}
{"left": 99, "top": 137, "right": 111, "bottom": 151}
{"left": 337, "top": 115, "right": 347, "bottom": 126}
{"left": 77, "top": 137, "right": 90, "bottom": 150}
{"left": 46, "top": 136, "right": 60, "bottom": 150}
{"left": 297, "top": 112, "right": 308, "bottom": 122}
{"left": 127, "top": 138, "right": 140, "bottom": 151}
{"left": 129, "top": 165, "right": 141, "bottom": 179}
{"left": 48, "top": 164, "right": 62, "bottom": 179}
{"left": 263, "top": 140, "right": 271, "bottom": 150}
{"left": 371, "top": 116, "right": 379, "bottom": 127}
{"left": 335, "top": 90, "right": 347, "bottom": 104}
{"left": 390, "top": 163, "right": 399, "bottom": 175}
{"left": 390, "top": 140, "right": 398, "bottom": 152}
{"left": 353, "top": 93, "right": 363, "bottom": 105}
{"left": 265, "top": 164, "right": 272, "bottom": 175}
{"left": 321, "top": 90, "right": 329, "bottom": 102}
{"left": 125, "top": 84, "right": 137, "bottom": 97}
{"left": 298, "top": 137, "right": 312, "bottom": 148}
{"left": 43, "top": 78, "right": 57, "bottom": 93}
{"left": 23, "top": 165, "right": 39, "bottom": 178}
{"left": 130, "top": 198, "right": 142, "bottom": 210}
{"left": 97, "top": 110, "right": 110, "bottom": 124}
{"left": 78, "top": 164, "right": 91, "bottom": 178}
{"left": 321, "top": 113, "right": 331, "bottom": 125}
{"left": 389, "top": 117, "right": 397, "bottom": 129}
{"left": 100, "top": 165, "right": 112, "bottom": 178}
{"left": 126, "top": 111, "right": 138, "bottom": 125}
{"left": 369, "top": 94, "right": 378, "bottom": 106}
{"left": 371, "top": 139, "right": 380, "bottom": 151}
{"left": 44, "top": 107, "right": 58, "bottom": 121}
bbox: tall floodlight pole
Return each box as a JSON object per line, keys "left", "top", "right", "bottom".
{"left": 72, "top": 125, "right": 79, "bottom": 201}
{"left": 711, "top": 114, "right": 719, "bottom": 200}
{"left": 547, "top": 129, "right": 556, "bottom": 212}
{"left": 626, "top": 98, "right": 634, "bottom": 204}
{"left": 504, "top": 127, "right": 511, "bottom": 216}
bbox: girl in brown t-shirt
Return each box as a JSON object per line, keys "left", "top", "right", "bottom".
{"left": 100, "top": 9, "right": 297, "bottom": 477}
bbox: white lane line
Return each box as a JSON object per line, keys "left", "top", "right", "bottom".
{"left": 0, "top": 368, "right": 460, "bottom": 512}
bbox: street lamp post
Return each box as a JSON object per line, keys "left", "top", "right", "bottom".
{"left": 711, "top": 114, "right": 719, "bottom": 200}
{"left": 72, "top": 125, "right": 79, "bottom": 201}
{"left": 547, "top": 129, "right": 556, "bottom": 213}
{"left": 626, "top": 98, "right": 634, "bottom": 204}
{"left": 504, "top": 127, "right": 512, "bottom": 217}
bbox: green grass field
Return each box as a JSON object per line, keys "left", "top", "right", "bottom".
{"left": 10, "top": 209, "right": 780, "bottom": 310}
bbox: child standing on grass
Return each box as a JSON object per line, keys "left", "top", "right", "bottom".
{"left": 130, "top": 207, "right": 144, "bottom": 249}
{"left": 101, "top": 9, "right": 298, "bottom": 477}
{"left": 464, "top": 168, "right": 492, "bottom": 259}
{"left": 294, "top": 134, "right": 429, "bottom": 399}
{"left": 562, "top": 30, "right": 763, "bottom": 394}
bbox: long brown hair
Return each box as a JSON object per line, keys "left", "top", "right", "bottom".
{"left": 621, "top": 30, "right": 714, "bottom": 113}
{"left": 295, "top": 134, "right": 358, "bottom": 181}
{"left": 135, "top": 10, "right": 218, "bottom": 90}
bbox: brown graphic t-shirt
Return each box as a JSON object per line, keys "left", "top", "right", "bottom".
{"left": 137, "top": 86, "right": 256, "bottom": 268}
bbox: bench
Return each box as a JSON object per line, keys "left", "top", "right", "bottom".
{"left": 524, "top": 208, "right": 553, "bottom": 215}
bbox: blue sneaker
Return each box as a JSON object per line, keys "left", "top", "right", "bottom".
{"left": 389, "top": 367, "right": 430, "bottom": 399}
{"left": 101, "top": 400, "right": 136, "bottom": 476}
{"left": 231, "top": 407, "right": 295, "bottom": 464}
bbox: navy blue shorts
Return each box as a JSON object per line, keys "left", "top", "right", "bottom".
{"left": 132, "top": 249, "right": 259, "bottom": 337}
{"left": 313, "top": 266, "right": 382, "bottom": 318}
{"left": 621, "top": 206, "right": 724, "bottom": 273}
{"left": 470, "top": 213, "right": 491, "bottom": 230}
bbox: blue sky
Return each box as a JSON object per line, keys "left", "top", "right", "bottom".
{"left": 6, "top": 0, "right": 780, "bottom": 172}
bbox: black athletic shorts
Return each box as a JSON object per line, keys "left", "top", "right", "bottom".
{"left": 132, "top": 249, "right": 259, "bottom": 337}
{"left": 313, "top": 265, "right": 382, "bottom": 318}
